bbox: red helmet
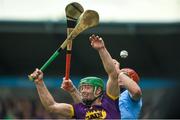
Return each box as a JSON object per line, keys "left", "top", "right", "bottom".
{"left": 120, "top": 68, "right": 140, "bottom": 83}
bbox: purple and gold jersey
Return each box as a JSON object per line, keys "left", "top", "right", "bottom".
{"left": 72, "top": 93, "right": 120, "bottom": 119}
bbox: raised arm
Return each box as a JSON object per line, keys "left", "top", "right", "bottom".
{"left": 29, "top": 69, "right": 74, "bottom": 118}
{"left": 118, "top": 68, "right": 142, "bottom": 101}
{"left": 61, "top": 78, "right": 82, "bottom": 103}
{"left": 89, "top": 35, "right": 119, "bottom": 99}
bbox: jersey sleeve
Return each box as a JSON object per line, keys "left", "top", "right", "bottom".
{"left": 103, "top": 93, "right": 120, "bottom": 112}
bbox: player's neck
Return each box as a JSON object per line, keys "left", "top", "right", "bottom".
{"left": 91, "top": 97, "right": 102, "bottom": 106}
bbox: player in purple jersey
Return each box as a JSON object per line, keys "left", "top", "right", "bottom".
{"left": 29, "top": 34, "right": 120, "bottom": 119}
{"left": 72, "top": 76, "right": 120, "bottom": 119}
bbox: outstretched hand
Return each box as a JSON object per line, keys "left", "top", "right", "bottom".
{"left": 61, "top": 78, "right": 76, "bottom": 92}
{"left": 89, "top": 34, "right": 105, "bottom": 50}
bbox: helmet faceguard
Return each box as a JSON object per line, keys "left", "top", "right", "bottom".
{"left": 79, "top": 76, "right": 105, "bottom": 91}
{"left": 79, "top": 76, "right": 105, "bottom": 106}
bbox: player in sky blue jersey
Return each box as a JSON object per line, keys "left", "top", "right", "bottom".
{"left": 117, "top": 67, "right": 142, "bottom": 119}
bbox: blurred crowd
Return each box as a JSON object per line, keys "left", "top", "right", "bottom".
{"left": 0, "top": 97, "right": 59, "bottom": 119}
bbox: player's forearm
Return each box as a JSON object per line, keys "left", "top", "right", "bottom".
{"left": 35, "top": 81, "right": 56, "bottom": 111}
{"left": 119, "top": 73, "right": 142, "bottom": 100}
{"left": 98, "top": 47, "right": 117, "bottom": 77}
{"left": 127, "top": 81, "right": 142, "bottom": 100}
{"left": 69, "top": 88, "right": 82, "bottom": 103}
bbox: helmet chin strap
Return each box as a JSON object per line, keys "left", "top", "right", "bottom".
{"left": 82, "top": 86, "right": 103, "bottom": 107}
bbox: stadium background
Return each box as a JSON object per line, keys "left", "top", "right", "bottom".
{"left": 0, "top": 0, "right": 180, "bottom": 119}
